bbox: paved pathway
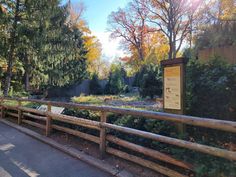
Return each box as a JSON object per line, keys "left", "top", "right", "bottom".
{"left": 0, "top": 122, "right": 112, "bottom": 177}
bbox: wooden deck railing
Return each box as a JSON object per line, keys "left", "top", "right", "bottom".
{"left": 0, "top": 97, "right": 235, "bottom": 177}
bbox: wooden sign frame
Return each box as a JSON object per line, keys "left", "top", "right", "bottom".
{"left": 161, "top": 58, "right": 186, "bottom": 115}
{"left": 161, "top": 58, "right": 187, "bottom": 133}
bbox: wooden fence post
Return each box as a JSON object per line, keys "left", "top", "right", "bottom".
{"left": 0, "top": 98, "right": 5, "bottom": 119}
{"left": 46, "top": 102, "right": 52, "bottom": 136}
{"left": 99, "top": 111, "right": 107, "bottom": 159}
{"left": 17, "top": 100, "right": 22, "bottom": 124}
{"left": 0, "top": 98, "right": 3, "bottom": 119}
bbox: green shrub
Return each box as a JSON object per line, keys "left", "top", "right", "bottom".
{"left": 89, "top": 73, "right": 103, "bottom": 95}
{"left": 186, "top": 57, "right": 236, "bottom": 121}
{"left": 105, "top": 64, "right": 128, "bottom": 94}
{"left": 135, "top": 64, "right": 162, "bottom": 99}
{"left": 185, "top": 57, "right": 236, "bottom": 177}
{"left": 9, "top": 86, "right": 14, "bottom": 97}
{"left": 183, "top": 47, "right": 197, "bottom": 60}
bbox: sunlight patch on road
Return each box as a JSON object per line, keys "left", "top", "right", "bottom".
{"left": 0, "top": 143, "right": 15, "bottom": 151}
{"left": 11, "top": 159, "right": 40, "bottom": 177}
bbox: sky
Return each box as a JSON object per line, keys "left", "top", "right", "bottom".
{"left": 70, "top": 0, "right": 130, "bottom": 61}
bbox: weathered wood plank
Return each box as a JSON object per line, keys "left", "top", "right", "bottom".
{"left": 47, "top": 112, "right": 100, "bottom": 130}
{"left": 103, "top": 123, "right": 236, "bottom": 161}
{"left": 18, "top": 100, "right": 22, "bottom": 125}
{"left": 19, "top": 106, "right": 46, "bottom": 115}
{"left": 99, "top": 111, "right": 107, "bottom": 158}
{"left": 52, "top": 125, "right": 100, "bottom": 144}
{"left": 3, "top": 105, "right": 18, "bottom": 111}
{"left": 8, "top": 98, "right": 236, "bottom": 133}
{"left": 6, "top": 112, "right": 18, "bottom": 118}
{"left": 22, "top": 119, "right": 46, "bottom": 130}
{"left": 106, "top": 147, "right": 188, "bottom": 177}
{"left": 23, "top": 113, "right": 46, "bottom": 121}
{"left": 46, "top": 103, "right": 52, "bottom": 136}
{"left": 0, "top": 106, "right": 3, "bottom": 119}
{"left": 106, "top": 135, "right": 193, "bottom": 170}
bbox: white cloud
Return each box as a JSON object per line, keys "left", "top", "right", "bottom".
{"left": 93, "top": 32, "right": 127, "bottom": 62}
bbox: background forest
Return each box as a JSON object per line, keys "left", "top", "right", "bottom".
{"left": 0, "top": 0, "right": 235, "bottom": 98}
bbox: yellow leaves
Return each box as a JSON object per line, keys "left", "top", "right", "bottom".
{"left": 84, "top": 35, "right": 102, "bottom": 63}
{"left": 76, "top": 20, "right": 91, "bottom": 34}
{"left": 84, "top": 35, "right": 103, "bottom": 76}
{"left": 0, "top": 60, "right": 7, "bottom": 71}
{"left": 144, "top": 31, "right": 169, "bottom": 63}
{"left": 0, "top": 59, "right": 22, "bottom": 73}
{"left": 66, "top": 2, "right": 102, "bottom": 75}
{"left": 220, "top": 0, "right": 236, "bottom": 20}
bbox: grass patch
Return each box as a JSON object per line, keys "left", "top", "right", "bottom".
{"left": 72, "top": 94, "right": 141, "bottom": 105}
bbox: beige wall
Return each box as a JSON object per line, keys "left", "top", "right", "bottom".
{"left": 198, "top": 45, "right": 236, "bottom": 64}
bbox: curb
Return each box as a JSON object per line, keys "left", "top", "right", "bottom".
{"left": 0, "top": 119, "right": 133, "bottom": 177}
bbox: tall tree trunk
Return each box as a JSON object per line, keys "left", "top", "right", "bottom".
{"left": 189, "top": 20, "right": 192, "bottom": 49}
{"left": 168, "top": 22, "right": 173, "bottom": 60}
{"left": 168, "top": 35, "right": 173, "bottom": 60}
{"left": 173, "top": 34, "right": 177, "bottom": 59}
{"left": 138, "top": 47, "right": 144, "bottom": 61}
{"left": 24, "top": 71, "right": 30, "bottom": 91}
{"left": 168, "top": 7, "right": 173, "bottom": 60}
{"left": 3, "top": 0, "right": 20, "bottom": 96}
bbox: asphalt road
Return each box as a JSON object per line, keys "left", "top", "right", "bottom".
{"left": 0, "top": 122, "right": 112, "bottom": 177}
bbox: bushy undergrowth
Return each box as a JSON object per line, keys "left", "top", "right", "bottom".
{"left": 186, "top": 57, "right": 236, "bottom": 121}
{"left": 105, "top": 65, "right": 128, "bottom": 94}
{"left": 183, "top": 57, "right": 236, "bottom": 176}
{"left": 89, "top": 73, "right": 103, "bottom": 95}
{"left": 133, "top": 64, "right": 162, "bottom": 99}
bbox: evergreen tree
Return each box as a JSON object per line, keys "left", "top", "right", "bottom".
{"left": 1, "top": 0, "right": 21, "bottom": 95}
{"left": 105, "top": 64, "right": 127, "bottom": 94}
{"left": 0, "top": 0, "right": 89, "bottom": 94}
{"left": 138, "top": 64, "right": 162, "bottom": 99}
{"left": 89, "top": 73, "right": 102, "bottom": 95}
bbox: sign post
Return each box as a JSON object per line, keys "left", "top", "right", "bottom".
{"left": 161, "top": 58, "right": 187, "bottom": 133}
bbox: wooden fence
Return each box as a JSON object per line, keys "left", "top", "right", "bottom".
{"left": 0, "top": 97, "right": 235, "bottom": 177}
{"left": 198, "top": 45, "right": 236, "bottom": 64}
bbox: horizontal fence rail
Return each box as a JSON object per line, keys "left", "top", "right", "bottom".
{"left": 0, "top": 97, "right": 235, "bottom": 177}
{"left": 3, "top": 97, "right": 236, "bottom": 133}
